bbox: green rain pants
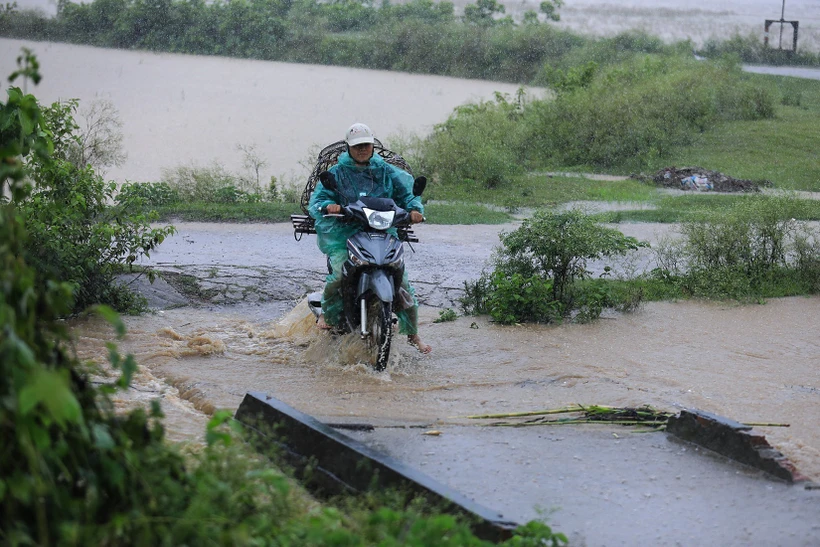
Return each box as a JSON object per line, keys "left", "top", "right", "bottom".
{"left": 321, "top": 246, "right": 419, "bottom": 335}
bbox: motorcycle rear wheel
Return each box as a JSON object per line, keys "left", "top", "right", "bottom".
{"left": 367, "top": 300, "right": 393, "bottom": 371}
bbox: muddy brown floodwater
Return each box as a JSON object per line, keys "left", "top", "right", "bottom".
{"left": 73, "top": 220, "right": 820, "bottom": 544}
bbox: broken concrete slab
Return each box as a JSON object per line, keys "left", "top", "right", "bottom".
{"left": 233, "top": 391, "right": 519, "bottom": 542}
{"left": 667, "top": 408, "right": 812, "bottom": 484}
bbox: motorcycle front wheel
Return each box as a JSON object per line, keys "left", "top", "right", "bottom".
{"left": 367, "top": 300, "right": 393, "bottom": 371}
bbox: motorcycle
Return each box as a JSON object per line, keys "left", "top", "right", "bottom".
{"left": 306, "top": 171, "right": 426, "bottom": 371}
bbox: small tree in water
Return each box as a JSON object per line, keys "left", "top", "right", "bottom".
{"left": 462, "top": 209, "right": 645, "bottom": 324}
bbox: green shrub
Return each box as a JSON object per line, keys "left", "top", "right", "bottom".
{"left": 678, "top": 195, "right": 820, "bottom": 297}
{"left": 117, "top": 181, "right": 180, "bottom": 206}
{"left": 523, "top": 55, "right": 776, "bottom": 171}
{"left": 421, "top": 91, "right": 527, "bottom": 188}
{"left": 496, "top": 209, "right": 645, "bottom": 303}
{"left": 463, "top": 210, "right": 645, "bottom": 323}
{"left": 460, "top": 271, "right": 494, "bottom": 316}
{"left": 486, "top": 271, "right": 563, "bottom": 324}
{"left": 19, "top": 100, "right": 175, "bottom": 314}
{"left": 162, "top": 162, "right": 252, "bottom": 202}
{"left": 699, "top": 32, "right": 820, "bottom": 67}
{"left": 214, "top": 184, "right": 249, "bottom": 203}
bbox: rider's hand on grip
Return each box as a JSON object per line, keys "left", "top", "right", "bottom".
{"left": 410, "top": 210, "right": 425, "bottom": 224}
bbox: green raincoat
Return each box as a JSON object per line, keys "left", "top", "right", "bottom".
{"left": 308, "top": 152, "right": 424, "bottom": 334}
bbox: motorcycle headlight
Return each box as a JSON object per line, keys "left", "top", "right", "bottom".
{"left": 363, "top": 208, "right": 395, "bottom": 230}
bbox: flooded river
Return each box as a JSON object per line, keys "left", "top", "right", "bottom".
{"left": 0, "top": 37, "right": 533, "bottom": 184}
{"left": 8, "top": 0, "right": 820, "bottom": 52}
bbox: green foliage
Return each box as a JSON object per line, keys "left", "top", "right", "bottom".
{"left": 524, "top": 55, "right": 776, "bottom": 171}
{"left": 151, "top": 200, "right": 299, "bottom": 222}
{"left": 1, "top": 53, "right": 183, "bottom": 546}
{"left": 486, "top": 270, "right": 563, "bottom": 324}
{"left": 460, "top": 270, "right": 494, "bottom": 316}
{"left": 213, "top": 184, "right": 263, "bottom": 203}
{"left": 19, "top": 104, "right": 174, "bottom": 313}
{"left": 463, "top": 210, "right": 645, "bottom": 323}
{"left": 698, "top": 32, "right": 820, "bottom": 67}
{"left": 538, "top": 61, "right": 598, "bottom": 94}
{"left": 421, "top": 90, "right": 527, "bottom": 188}
{"left": 162, "top": 162, "right": 242, "bottom": 202}
{"left": 673, "top": 195, "right": 820, "bottom": 298}
{"left": 0, "top": 49, "right": 51, "bottom": 201}
{"left": 433, "top": 308, "right": 458, "bottom": 323}
{"left": 161, "top": 162, "right": 268, "bottom": 204}
{"left": 117, "top": 181, "right": 181, "bottom": 206}
{"left": 496, "top": 209, "right": 645, "bottom": 302}
{"left": 463, "top": 0, "right": 508, "bottom": 26}
{"left": 656, "top": 76, "right": 820, "bottom": 192}
{"left": 539, "top": 0, "right": 563, "bottom": 22}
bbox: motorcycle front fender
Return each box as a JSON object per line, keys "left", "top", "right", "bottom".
{"left": 357, "top": 269, "right": 394, "bottom": 303}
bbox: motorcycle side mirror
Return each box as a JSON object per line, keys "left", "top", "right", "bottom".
{"left": 319, "top": 171, "right": 338, "bottom": 192}
{"left": 412, "top": 176, "right": 427, "bottom": 197}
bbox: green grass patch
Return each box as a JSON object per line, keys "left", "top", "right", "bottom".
{"left": 419, "top": 202, "right": 513, "bottom": 224}
{"left": 427, "top": 174, "right": 655, "bottom": 209}
{"left": 152, "top": 201, "right": 300, "bottom": 222}
{"left": 651, "top": 74, "right": 820, "bottom": 191}
{"left": 594, "top": 194, "right": 820, "bottom": 224}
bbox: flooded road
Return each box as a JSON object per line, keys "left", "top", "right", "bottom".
{"left": 4, "top": 35, "right": 817, "bottom": 544}
{"left": 98, "top": 219, "right": 820, "bottom": 485}
{"left": 73, "top": 220, "right": 820, "bottom": 545}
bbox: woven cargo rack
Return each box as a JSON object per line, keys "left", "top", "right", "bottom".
{"left": 290, "top": 139, "right": 417, "bottom": 242}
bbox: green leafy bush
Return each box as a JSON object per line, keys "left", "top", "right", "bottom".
{"left": 524, "top": 55, "right": 776, "bottom": 171}
{"left": 421, "top": 91, "right": 528, "bottom": 188}
{"left": 19, "top": 99, "right": 175, "bottom": 313}
{"left": 486, "top": 271, "right": 563, "bottom": 324}
{"left": 117, "top": 181, "right": 180, "bottom": 206}
{"left": 677, "top": 195, "right": 820, "bottom": 298}
{"left": 698, "top": 33, "right": 820, "bottom": 67}
{"left": 161, "top": 162, "right": 242, "bottom": 202}
{"left": 463, "top": 210, "right": 645, "bottom": 323}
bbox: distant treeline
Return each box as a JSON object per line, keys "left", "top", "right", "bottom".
{"left": 0, "top": 0, "right": 578, "bottom": 84}
{"left": 2, "top": 0, "right": 816, "bottom": 86}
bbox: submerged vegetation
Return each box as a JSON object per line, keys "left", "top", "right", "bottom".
{"left": 459, "top": 194, "right": 820, "bottom": 324}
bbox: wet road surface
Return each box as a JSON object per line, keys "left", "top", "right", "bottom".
{"left": 76, "top": 220, "right": 820, "bottom": 545}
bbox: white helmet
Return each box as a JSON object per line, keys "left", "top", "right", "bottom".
{"left": 345, "top": 123, "right": 376, "bottom": 146}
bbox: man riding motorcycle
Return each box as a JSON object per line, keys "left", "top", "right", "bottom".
{"left": 308, "top": 123, "right": 432, "bottom": 354}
